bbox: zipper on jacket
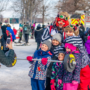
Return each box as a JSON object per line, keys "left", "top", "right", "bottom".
{"left": 33, "top": 61, "right": 38, "bottom": 78}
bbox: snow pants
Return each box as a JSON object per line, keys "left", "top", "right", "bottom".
{"left": 25, "top": 34, "right": 29, "bottom": 43}
{"left": 78, "top": 64, "right": 90, "bottom": 90}
{"left": 31, "top": 78, "right": 45, "bottom": 90}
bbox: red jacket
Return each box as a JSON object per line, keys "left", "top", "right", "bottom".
{"left": 13, "top": 28, "right": 17, "bottom": 35}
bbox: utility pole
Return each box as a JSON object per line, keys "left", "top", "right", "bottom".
{"left": 42, "top": 0, "right": 44, "bottom": 25}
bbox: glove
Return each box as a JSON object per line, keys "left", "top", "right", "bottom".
{"left": 51, "top": 84, "right": 56, "bottom": 90}
{"left": 72, "top": 81, "right": 78, "bottom": 85}
{"left": 26, "top": 56, "right": 33, "bottom": 62}
{"left": 50, "top": 79, "right": 56, "bottom": 90}
{"left": 41, "top": 58, "right": 48, "bottom": 65}
{"left": 58, "top": 79, "right": 62, "bottom": 85}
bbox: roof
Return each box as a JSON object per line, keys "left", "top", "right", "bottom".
{"left": 70, "top": 14, "right": 81, "bottom": 19}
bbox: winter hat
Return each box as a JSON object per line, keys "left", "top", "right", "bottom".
{"left": 58, "top": 50, "right": 65, "bottom": 56}
{"left": 52, "top": 33, "right": 62, "bottom": 43}
{"left": 65, "top": 43, "right": 79, "bottom": 53}
{"left": 42, "top": 40, "right": 51, "bottom": 50}
{"left": 64, "top": 36, "right": 83, "bottom": 47}
{"left": 87, "top": 36, "right": 90, "bottom": 40}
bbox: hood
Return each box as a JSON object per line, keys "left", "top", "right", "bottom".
{"left": 36, "top": 27, "right": 41, "bottom": 30}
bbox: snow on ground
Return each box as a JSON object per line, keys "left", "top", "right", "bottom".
{"left": 0, "top": 39, "right": 37, "bottom": 90}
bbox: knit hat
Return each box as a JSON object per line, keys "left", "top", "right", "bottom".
{"left": 65, "top": 43, "right": 79, "bottom": 53}
{"left": 52, "top": 33, "right": 62, "bottom": 43}
{"left": 42, "top": 40, "right": 51, "bottom": 50}
{"left": 58, "top": 50, "right": 65, "bottom": 56}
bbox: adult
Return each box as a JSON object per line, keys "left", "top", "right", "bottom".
{"left": 18, "top": 27, "right": 23, "bottom": 43}
{"left": 1, "top": 23, "right": 7, "bottom": 51}
{"left": 33, "top": 22, "right": 36, "bottom": 29}
{"left": 23, "top": 22, "right": 30, "bottom": 45}
{"left": 79, "top": 23, "right": 85, "bottom": 43}
{"left": 7, "top": 24, "right": 16, "bottom": 41}
{"left": 35, "top": 24, "right": 44, "bottom": 50}
{"left": 0, "top": 42, "right": 16, "bottom": 66}
{"left": 31, "top": 24, "right": 34, "bottom": 39}
{"left": 13, "top": 27, "right": 17, "bottom": 36}
{"left": 41, "top": 11, "right": 69, "bottom": 42}
{"left": 41, "top": 11, "right": 70, "bottom": 90}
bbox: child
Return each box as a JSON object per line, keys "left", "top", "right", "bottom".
{"left": 50, "top": 51, "right": 65, "bottom": 90}
{"left": 51, "top": 33, "right": 64, "bottom": 58}
{"left": 63, "top": 43, "right": 82, "bottom": 90}
{"left": 45, "top": 33, "right": 64, "bottom": 90}
{"left": 64, "top": 26, "right": 90, "bottom": 90}
{"left": 27, "top": 40, "right": 53, "bottom": 90}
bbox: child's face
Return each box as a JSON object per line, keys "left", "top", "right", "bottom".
{"left": 65, "top": 31, "right": 73, "bottom": 37}
{"left": 66, "top": 47, "right": 71, "bottom": 52}
{"left": 58, "top": 53, "right": 65, "bottom": 61}
{"left": 41, "top": 44, "right": 49, "bottom": 51}
{"left": 52, "top": 39, "right": 59, "bottom": 46}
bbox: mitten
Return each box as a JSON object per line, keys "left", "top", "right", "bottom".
{"left": 41, "top": 58, "right": 48, "bottom": 65}
{"left": 50, "top": 79, "right": 56, "bottom": 90}
{"left": 26, "top": 56, "right": 33, "bottom": 62}
{"left": 58, "top": 79, "right": 62, "bottom": 85}
{"left": 72, "top": 80, "right": 78, "bottom": 85}
{"left": 51, "top": 84, "right": 56, "bottom": 90}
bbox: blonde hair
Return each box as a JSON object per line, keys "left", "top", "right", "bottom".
{"left": 64, "top": 26, "right": 74, "bottom": 32}
{"left": 64, "top": 26, "right": 79, "bottom": 36}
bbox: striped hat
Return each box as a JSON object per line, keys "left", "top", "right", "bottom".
{"left": 64, "top": 36, "right": 83, "bottom": 48}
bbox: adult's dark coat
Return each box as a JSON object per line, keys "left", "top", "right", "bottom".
{"left": 0, "top": 49, "right": 15, "bottom": 66}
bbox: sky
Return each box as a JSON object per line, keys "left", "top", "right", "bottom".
{"left": 1, "top": 0, "right": 59, "bottom": 18}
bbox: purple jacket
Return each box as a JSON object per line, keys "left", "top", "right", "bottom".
{"left": 85, "top": 40, "right": 90, "bottom": 54}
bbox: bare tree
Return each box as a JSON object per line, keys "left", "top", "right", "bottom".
{"left": 37, "top": 0, "right": 54, "bottom": 24}
{"left": 0, "top": 0, "right": 9, "bottom": 13}
{"left": 55, "top": 0, "right": 87, "bottom": 14}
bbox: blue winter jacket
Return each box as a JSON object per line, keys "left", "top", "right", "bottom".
{"left": 7, "top": 27, "right": 16, "bottom": 40}
{"left": 28, "top": 49, "right": 53, "bottom": 80}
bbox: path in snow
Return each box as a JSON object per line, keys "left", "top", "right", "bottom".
{"left": 0, "top": 39, "right": 36, "bottom": 90}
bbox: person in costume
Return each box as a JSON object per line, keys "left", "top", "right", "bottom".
{"left": 41, "top": 12, "right": 70, "bottom": 42}
{"left": 26, "top": 40, "right": 53, "bottom": 90}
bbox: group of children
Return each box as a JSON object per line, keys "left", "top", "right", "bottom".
{"left": 27, "top": 25, "right": 90, "bottom": 90}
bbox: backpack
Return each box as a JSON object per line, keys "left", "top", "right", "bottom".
{"left": 24, "top": 26, "right": 28, "bottom": 31}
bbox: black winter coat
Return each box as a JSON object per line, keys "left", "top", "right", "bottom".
{"left": 1, "top": 25, "right": 7, "bottom": 40}
{"left": 0, "top": 49, "right": 15, "bottom": 66}
{"left": 35, "top": 27, "right": 44, "bottom": 43}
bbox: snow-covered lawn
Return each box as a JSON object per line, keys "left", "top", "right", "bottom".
{"left": 0, "top": 39, "right": 36, "bottom": 90}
